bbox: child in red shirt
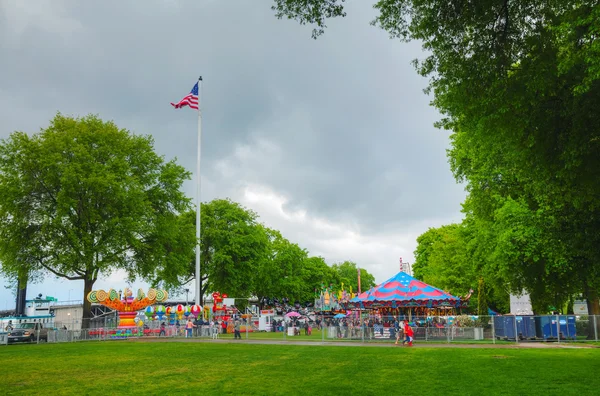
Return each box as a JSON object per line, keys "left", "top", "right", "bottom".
{"left": 403, "top": 322, "right": 414, "bottom": 347}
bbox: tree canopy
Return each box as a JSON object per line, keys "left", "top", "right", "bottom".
{"left": 0, "top": 114, "right": 193, "bottom": 327}
{"left": 199, "top": 199, "right": 269, "bottom": 303}
{"left": 331, "top": 260, "right": 376, "bottom": 294}
{"left": 413, "top": 223, "right": 509, "bottom": 314}
{"left": 163, "top": 199, "right": 377, "bottom": 306}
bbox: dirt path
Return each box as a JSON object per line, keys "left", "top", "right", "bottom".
{"left": 129, "top": 337, "right": 598, "bottom": 349}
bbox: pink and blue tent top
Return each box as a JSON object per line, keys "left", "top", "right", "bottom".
{"left": 345, "top": 272, "right": 463, "bottom": 309}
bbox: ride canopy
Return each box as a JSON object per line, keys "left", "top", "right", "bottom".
{"left": 344, "top": 272, "right": 465, "bottom": 309}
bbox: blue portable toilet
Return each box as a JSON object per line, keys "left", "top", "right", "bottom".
{"left": 493, "top": 316, "right": 505, "bottom": 339}
{"left": 556, "top": 316, "right": 576, "bottom": 340}
{"left": 494, "top": 316, "right": 517, "bottom": 340}
{"left": 515, "top": 316, "right": 537, "bottom": 340}
{"left": 535, "top": 316, "right": 577, "bottom": 340}
{"left": 524, "top": 316, "right": 537, "bottom": 339}
{"left": 536, "top": 316, "right": 553, "bottom": 340}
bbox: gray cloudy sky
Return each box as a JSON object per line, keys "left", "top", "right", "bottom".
{"left": 0, "top": 0, "right": 465, "bottom": 308}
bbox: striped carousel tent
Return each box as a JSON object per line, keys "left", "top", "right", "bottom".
{"left": 345, "top": 271, "right": 461, "bottom": 309}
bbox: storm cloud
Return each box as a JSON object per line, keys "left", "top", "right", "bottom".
{"left": 0, "top": 0, "right": 465, "bottom": 305}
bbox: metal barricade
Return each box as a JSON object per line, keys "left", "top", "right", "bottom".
{"left": 7, "top": 314, "right": 600, "bottom": 345}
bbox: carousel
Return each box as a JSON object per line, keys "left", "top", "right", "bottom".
{"left": 342, "top": 271, "right": 472, "bottom": 320}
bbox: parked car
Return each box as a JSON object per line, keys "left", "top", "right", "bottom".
{"left": 8, "top": 323, "right": 49, "bottom": 343}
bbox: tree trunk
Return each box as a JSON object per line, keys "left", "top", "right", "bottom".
{"left": 199, "top": 276, "right": 204, "bottom": 306}
{"left": 82, "top": 277, "right": 96, "bottom": 329}
{"left": 584, "top": 285, "right": 600, "bottom": 340}
{"left": 477, "top": 277, "right": 488, "bottom": 316}
{"left": 567, "top": 295, "right": 574, "bottom": 315}
{"left": 15, "top": 277, "right": 27, "bottom": 316}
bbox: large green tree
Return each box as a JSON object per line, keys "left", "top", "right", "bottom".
{"left": 461, "top": 197, "right": 576, "bottom": 314}
{"left": 195, "top": 199, "right": 270, "bottom": 304}
{"left": 331, "top": 260, "right": 376, "bottom": 294}
{"left": 177, "top": 199, "right": 378, "bottom": 307}
{"left": 413, "top": 226, "right": 449, "bottom": 282}
{"left": 413, "top": 223, "right": 509, "bottom": 313}
{"left": 0, "top": 113, "right": 192, "bottom": 328}
{"left": 147, "top": 209, "right": 197, "bottom": 294}
{"left": 254, "top": 234, "right": 372, "bottom": 305}
{"left": 300, "top": 255, "right": 339, "bottom": 302}
{"left": 254, "top": 228, "right": 309, "bottom": 303}
{"left": 414, "top": 224, "right": 474, "bottom": 296}
{"left": 273, "top": 1, "right": 600, "bottom": 326}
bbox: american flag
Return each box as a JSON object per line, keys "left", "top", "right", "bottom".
{"left": 171, "top": 82, "right": 199, "bottom": 110}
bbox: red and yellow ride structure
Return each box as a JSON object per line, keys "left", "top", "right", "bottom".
{"left": 87, "top": 287, "right": 169, "bottom": 328}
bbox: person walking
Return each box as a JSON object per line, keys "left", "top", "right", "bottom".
{"left": 394, "top": 319, "right": 401, "bottom": 345}
{"left": 403, "top": 321, "right": 414, "bottom": 346}
{"left": 234, "top": 320, "right": 241, "bottom": 339}
{"left": 193, "top": 317, "right": 202, "bottom": 337}
{"left": 185, "top": 318, "right": 196, "bottom": 338}
{"left": 221, "top": 320, "right": 227, "bottom": 335}
{"left": 210, "top": 319, "right": 218, "bottom": 339}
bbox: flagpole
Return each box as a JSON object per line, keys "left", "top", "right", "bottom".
{"left": 195, "top": 76, "right": 203, "bottom": 306}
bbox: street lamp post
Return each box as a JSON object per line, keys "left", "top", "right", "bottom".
{"left": 185, "top": 289, "right": 190, "bottom": 305}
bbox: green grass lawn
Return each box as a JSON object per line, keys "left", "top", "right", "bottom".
{"left": 1, "top": 341, "right": 598, "bottom": 395}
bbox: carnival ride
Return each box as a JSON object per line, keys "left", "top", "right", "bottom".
{"left": 86, "top": 287, "right": 209, "bottom": 337}
{"left": 211, "top": 292, "right": 250, "bottom": 333}
{"left": 86, "top": 287, "right": 169, "bottom": 328}
{"left": 313, "top": 282, "right": 356, "bottom": 316}
{"left": 211, "top": 291, "right": 226, "bottom": 317}
{"left": 300, "top": 272, "right": 474, "bottom": 341}
{"left": 343, "top": 271, "right": 473, "bottom": 317}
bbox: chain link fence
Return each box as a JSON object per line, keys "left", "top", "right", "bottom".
{"left": 2, "top": 314, "right": 598, "bottom": 346}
